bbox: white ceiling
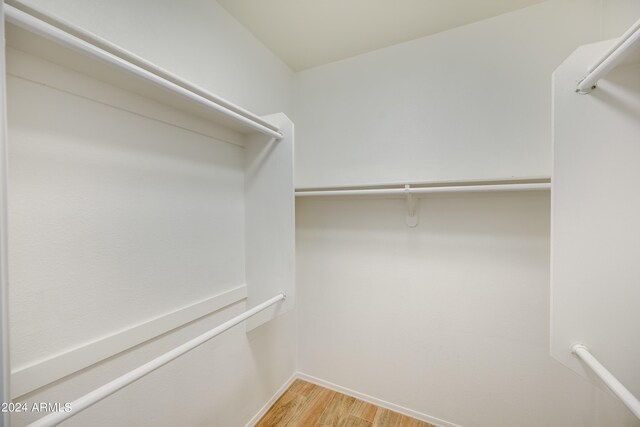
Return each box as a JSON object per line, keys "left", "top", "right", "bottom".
{"left": 217, "top": 0, "right": 547, "bottom": 71}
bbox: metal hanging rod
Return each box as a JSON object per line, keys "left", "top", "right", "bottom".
{"left": 4, "top": 4, "right": 283, "bottom": 140}
{"left": 571, "top": 344, "right": 640, "bottom": 420}
{"left": 576, "top": 17, "right": 640, "bottom": 94}
{"left": 27, "top": 293, "right": 286, "bottom": 427}
{"left": 295, "top": 182, "right": 550, "bottom": 197}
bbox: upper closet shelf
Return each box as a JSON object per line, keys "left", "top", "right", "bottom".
{"left": 577, "top": 17, "right": 640, "bottom": 94}
{"left": 4, "top": 3, "right": 282, "bottom": 139}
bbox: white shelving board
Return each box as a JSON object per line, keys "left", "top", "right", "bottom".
{"left": 551, "top": 37, "right": 640, "bottom": 397}
{"left": 0, "top": 5, "right": 10, "bottom": 427}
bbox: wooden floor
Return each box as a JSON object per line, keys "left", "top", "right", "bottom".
{"left": 256, "top": 379, "right": 434, "bottom": 427}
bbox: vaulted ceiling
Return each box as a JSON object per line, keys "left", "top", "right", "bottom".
{"left": 217, "top": 0, "right": 547, "bottom": 71}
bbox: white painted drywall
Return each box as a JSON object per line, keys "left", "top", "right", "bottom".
{"left": 551, "top": 40, "right": 640, "bottom": 396}
{"left": 6, "top": 1, "right": 296, "bottom": 426}
{"left": 602, "top": 0, "right": 640, "bottom": 38}
{"left": 296, "top": 193, "right": 639, "bottom": 427}
{"left": 8, "top": 60, "right": 245, "bottom": 369}
{"left": 292, "top": 0, "right": 603, "bottom": 189}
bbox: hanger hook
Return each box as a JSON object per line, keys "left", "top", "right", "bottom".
{"left": 405, "top": 185, "right": 418, "bottom": 227}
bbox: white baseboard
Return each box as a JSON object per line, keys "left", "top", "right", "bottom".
{"left": 245, "top": 372, "right": 298, "bottom": 427}
{"left": 246, "top": 371, "right": 463, "bottom": 427}
{"left": 295, "top": 372, "right": 464, "bottom": 427}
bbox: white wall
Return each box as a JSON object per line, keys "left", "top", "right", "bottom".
{"left": 8, "top": 53, "right": 246, "bottom": 369}
{"left": 7, "top": 1, "right": 296, "bottom": 426}
{"left": 292, "top": 0, "right": 602, "bottom": 189}
{"left": 296, "top": 193, "right": 639, "bottom": 427}
{"left": 602, "top": 0, "right": 640, "bottom": 38}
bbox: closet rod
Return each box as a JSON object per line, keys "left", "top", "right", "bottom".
{"left": 571, "top": 344, "right": 640, "bottom": 420}
{"left": 26, "top": 293, "right": 286, "bottom": 427}
{"left": 295, "top": 182, "right": 550, "bottom": 197}
{"left": 576, "top": 17, "right": 640, "bottom": 94}
{"left": 4, "top": 4, "right": 283, "bottom": 140}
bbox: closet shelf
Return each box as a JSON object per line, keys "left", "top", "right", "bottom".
{"left": 4, "top": 3, "right": 282, "bottom": 139}
{"left": 577, "top": 17, "right": 640, "bottom": 94}
{"left": 295, "top": 178, "right": 551, "bottom": 197}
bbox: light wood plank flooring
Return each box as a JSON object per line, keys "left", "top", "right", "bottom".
{"left": 256, "top": 379, "right": 434, "bottom": 427}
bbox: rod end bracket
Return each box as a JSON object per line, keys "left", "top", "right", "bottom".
{"left": 571, "top": 343, "right": 587, "bottom": 355}
{"left": 576, "top": 82, "right": 597, "bottom": 95}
